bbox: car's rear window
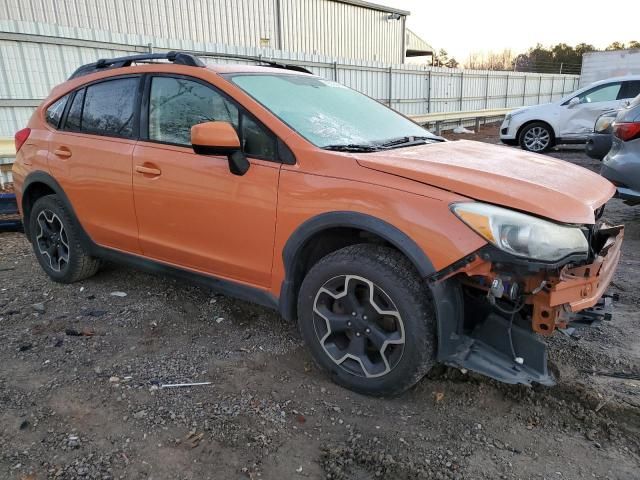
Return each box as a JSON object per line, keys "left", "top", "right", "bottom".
{"left": 81, "top": 78, "right": 138, "bottom": 138}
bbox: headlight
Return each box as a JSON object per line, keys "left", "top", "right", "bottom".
{"left": 452, "top": 202, "right": 589, "bottom": 262}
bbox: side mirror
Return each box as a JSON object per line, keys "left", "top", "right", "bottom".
{"left": 567, "top": 97, "right": 580, "bottom": 108}
{"left": 191, "top": 121, "right": 250, "bottom": 176}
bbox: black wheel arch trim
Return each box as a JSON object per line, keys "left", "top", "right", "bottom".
{"left": 22, "top": 171, "right": 92, "bottom": 245}
{"left": 278, "top": 211, "right": 437, "bottom": 322}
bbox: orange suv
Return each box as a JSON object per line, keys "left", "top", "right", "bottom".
{"left": 12, "top": 52, "right": 623, "bottom": 395}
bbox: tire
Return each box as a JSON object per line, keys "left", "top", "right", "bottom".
{"left": 519, "top": 122, "right": 555, "bottom": 153}
{"left": 297, "top": 244, "right": 437, "bottom": 396}
{"left": 28, "top": 194, "right": 101, "bottom": 283}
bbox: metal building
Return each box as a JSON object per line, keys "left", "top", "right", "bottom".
{"left": 405, "top": 28, "right": 434, "bottom": 63}
{"left": 3, "top": 0, "right": 410, "bottom": 64}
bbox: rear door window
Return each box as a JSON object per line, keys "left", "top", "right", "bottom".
{"left": 81, "top": 77, "right": 138, "bottom": 138}
{"left": 619, "top": 81, "right": 640, "bottom": 100}
{"left": 45, "top": 94, "right": 69, "bottom": 128}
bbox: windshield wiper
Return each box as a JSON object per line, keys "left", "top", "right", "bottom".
{"left": 322, "top": 144, "right": 382, "bottom": 152}
{"left": 377, "top": 135, "right": 442, "bottom": 148}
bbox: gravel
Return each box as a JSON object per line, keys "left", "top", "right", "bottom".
{"left": 1, "top": 126, "right": 639, "bottom": 479}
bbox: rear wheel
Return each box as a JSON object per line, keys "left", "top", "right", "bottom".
{"left": 29, "top": 195, "right": 101, "bottom": 283}
{"left": 519, "top": 122, "right": 554, "bottom": 152}
{"left": 297, "top": 244, "right": 437, "bottom": 396}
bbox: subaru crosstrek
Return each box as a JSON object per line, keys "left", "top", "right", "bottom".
{"left": 12, "top": 52, "right": 623, "bottom": 396}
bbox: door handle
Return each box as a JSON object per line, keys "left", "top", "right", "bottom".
{"left": 53, "top": 147, "right": 72, "bottom": 158}
{"left": 135, "top": 164, "right": 162, "bottom": 176}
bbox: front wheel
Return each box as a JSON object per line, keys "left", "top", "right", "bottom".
{"left": 519, "top": 122, "right": 554, "bottom": 153}
{"left": 297, "top": 244, "right": 437, "bottom": 396}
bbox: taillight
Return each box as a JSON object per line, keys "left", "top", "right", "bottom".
{"left": 14, "top": 128, "right": 31, "bottom": 152}
{"left": 613, "top": 122, "right": 640, "bottom": 142}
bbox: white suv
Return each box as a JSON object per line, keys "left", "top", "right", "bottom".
{"left": 500, "top": 76, "right": 640, "bottom": 152}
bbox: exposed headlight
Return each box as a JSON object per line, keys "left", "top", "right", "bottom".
{"left": 452, "top": 202, "right": 589, "bottom": 262}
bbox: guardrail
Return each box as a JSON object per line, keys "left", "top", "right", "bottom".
{"left": 412, "top": 108, "right": 510, "bottom": 134}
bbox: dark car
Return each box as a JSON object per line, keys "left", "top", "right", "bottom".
{"left": 600, "top": 95, "right": 640, "bottom": 205}
{"left": 586, "top": 110, "right": 618, "bottom": 160}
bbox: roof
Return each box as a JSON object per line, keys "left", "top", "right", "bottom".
{"left": 405, "top": 29, "right": 433, "bottom": 56}
{"left": 330, "top": 0, "right": 410, "bottom": 16}
{"left": 586, "top": 74, "right": 640, "bottom": 86}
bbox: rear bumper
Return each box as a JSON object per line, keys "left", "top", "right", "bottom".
{"left": 617, "top": 186, "right": 640, "bottom": 203}
{"left": 601, "top": 162, "right": 640, "bottom": 204}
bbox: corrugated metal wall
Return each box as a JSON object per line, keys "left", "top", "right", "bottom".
{"left": 280, "top": 0, "right": 404, "bottom": 63}
{"left": 579, "top": 49, "right": 640, "bottom": 87}
{"left": 2, "top": 0, "right": 405, "bottom": 64}
{"left": 4, "top": 0, "right": 278, "bottom": 50}
{"left": 0, "top": 20, "right": 580, "bottom": 138}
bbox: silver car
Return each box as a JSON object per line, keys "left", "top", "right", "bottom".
{"left": 601, "top": 95, "right": 640, "bottom": 204}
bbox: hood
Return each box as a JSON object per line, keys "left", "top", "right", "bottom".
{"left": 357, "top": 140, "right": 615, "bottom": 225}
{"left": 509, "top": 102, "right": 555, "bottom": 117}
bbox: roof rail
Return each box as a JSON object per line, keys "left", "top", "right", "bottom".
{"left": 68, "top": 51, "right": 205, "bottom": 79}
{"left": 196, "top": 53, "right": 313, "bottom": 75}
{"left": 259, "top": 61, "right": 313, "bottom": 74}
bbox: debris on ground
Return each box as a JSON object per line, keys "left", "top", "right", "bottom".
{"left": 1, "top": 126, "right": 639, "bottom": 479}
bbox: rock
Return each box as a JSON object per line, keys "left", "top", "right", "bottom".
{"left": 110, "top": 291, "right": 127, "bottom": 297}
{"left": 109, "top": 376, "right": 120, "bottom": 383}
{"left": 67, "top": 435, "right": 80, "bottom": 448}
{"left": 18, "top": 343, "right": 32, "bottom": 352}
{"left": 31, "top": 302, "right": 46, "bottom": 313}
{"left": 215, "top": 317, "right": 224, "bottom": 324}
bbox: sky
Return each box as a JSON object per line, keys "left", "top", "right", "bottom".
{"left": 384, "top": 0, "right": 640, "bottom": 61}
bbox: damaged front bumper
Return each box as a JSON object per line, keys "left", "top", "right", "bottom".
{"left": 431, "top": 223, "right": 624, "bottom": 387}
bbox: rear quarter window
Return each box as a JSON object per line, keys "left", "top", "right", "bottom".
{"left": 45, "top": 94, "right": 69, "bottom": 128}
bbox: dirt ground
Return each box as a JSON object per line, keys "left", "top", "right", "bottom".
{"left": 1, "top": 125, "right": 639, "bottom": 480}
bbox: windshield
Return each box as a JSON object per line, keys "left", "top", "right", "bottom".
{"left": 226, "top": 73, "right": 439, "bottom": 149}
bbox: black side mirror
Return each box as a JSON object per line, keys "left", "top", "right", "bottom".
{"left": 191, "top": 121, "right": 251, "bottom": 176}
{"left": 228, "top": 150, "right": 250, "bottom": 176}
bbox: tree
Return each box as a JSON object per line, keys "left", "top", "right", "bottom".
{"left": 605, "top": 41, "right": 627, "bottom": 51}
{"left": 465, "top": 49, "right": 514, "bottom": 70}
{"left": 433, "top": 49, "right": 449, "bottom": 67}
{"left": 629, "top": 40, "right": 640, "bottom": 49}
{"left": 446, "top": 57, "right": 459, "bottom": 69}
{"left": 512, "top": 43, "right": 585, "bottom": 74}
{"left": 574, "top": 43, "right": 596, "bottom": 57}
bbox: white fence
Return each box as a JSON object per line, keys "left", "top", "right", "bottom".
{"left": 0, "top": 19, "right": 579, "bottom": 139}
